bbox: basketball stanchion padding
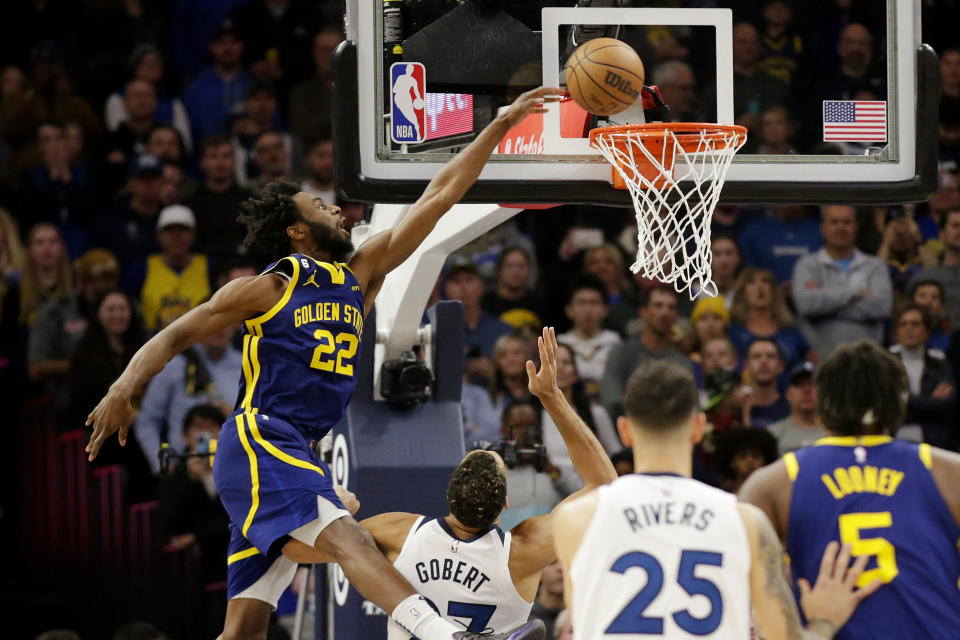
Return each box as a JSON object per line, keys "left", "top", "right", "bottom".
{"left": 589, "top": 122, "right": 747, "bottom": 299}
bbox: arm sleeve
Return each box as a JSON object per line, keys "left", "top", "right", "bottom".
{"left": 791, "top": 257, "right": 856, "bottom": 317}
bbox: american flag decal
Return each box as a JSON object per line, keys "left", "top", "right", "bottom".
{"left": 823, "top": 100, "right": 887, "bottom": 142}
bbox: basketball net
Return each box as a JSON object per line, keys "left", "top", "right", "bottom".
{"left": 590, "top": 123, "right": 747, "bottom": 299}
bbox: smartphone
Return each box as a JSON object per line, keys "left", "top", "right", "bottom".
{"left": 195, "top": 432, "right": 213, "bottom": 454}
{"left": 570, "top": 228, "right": 604, "bottom": 249}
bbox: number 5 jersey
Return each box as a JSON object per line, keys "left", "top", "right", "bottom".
{"left": 785, "top": 436, "right": 960, "bottom": 640}
{"left": 570, "top": 474, "right": 751, "bottom": 639}
{"left": 234, "top": 254, "right": 365, "bottom": 440}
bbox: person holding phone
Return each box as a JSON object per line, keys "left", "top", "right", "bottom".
{"left": 158, "top": 404, "right": 232, "bottom": 638}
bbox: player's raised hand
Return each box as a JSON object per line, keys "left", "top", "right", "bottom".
{"left": 85, "top": 387, "right": 137, "bottom": 461}
{"left": 526, "top": 326, "right": 561, "bottom": 401}
{"left": 798, "top": 541, "right": 882, "bottom": 633}
{"left": 501, "top": 86, "right": 564, "bottom": 128}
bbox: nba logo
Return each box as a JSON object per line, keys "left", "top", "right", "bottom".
{"left": 390, "top": 62, "right": 426, "bottom": 144}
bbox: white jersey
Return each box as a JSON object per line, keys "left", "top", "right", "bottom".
{"left": 570, "top": 474, "right": 751, "bottom": 640}
{"left": 386, "top": 516, "right": 533, "bottom": 639}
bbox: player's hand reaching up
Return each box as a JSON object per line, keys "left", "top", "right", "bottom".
{"left": 799, "top": 541, "right": 882, "bottom": 635}
{"left": 501, "top": 86, "right": 564, "bottom": 128}
{"left": 526, "top": 326, "right": 561, "bottom": 402}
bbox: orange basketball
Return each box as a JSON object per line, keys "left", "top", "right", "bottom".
{"left": 565, "top": 37, "right": 646, "bottom": 116}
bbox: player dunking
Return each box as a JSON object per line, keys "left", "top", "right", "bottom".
{"left": 740, "top": 340, "right": 960, "bottom": 639}
{"left": 85, "top": 86, "right": 561, "bottom": 640}
{"left": 553, "top": 359, "right": 879, "bottom": 639}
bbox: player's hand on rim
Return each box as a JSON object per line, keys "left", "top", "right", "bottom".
{"left": 799, "top": 541, "right": 883, "bottom": 634}
{"left": 501, "top": 86, "right": 564, "bottom": 128}
{"left": 526, "top": 326, "right": 561, "bottom": 400}
{"left": 85, "top": 387, "right": 137, "bottom": 461}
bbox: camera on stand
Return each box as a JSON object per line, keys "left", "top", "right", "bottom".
{"left": 380, "top": 352, "right": 434, "bottom": 406}
{"left": 469, "top": 439, "right": 547, "bottom": 473}
{"left": 158, "top": 433, "right": 217, "bottom": 474}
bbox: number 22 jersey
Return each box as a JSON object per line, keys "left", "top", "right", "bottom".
{"left": 234, "top": 254, "right": 365, "bottom": 440}
{"left": 570, "top": 473, "right": 751, "bottom": 639}
{"left": 785, "top": 436, "right": 960, "bottom": 640}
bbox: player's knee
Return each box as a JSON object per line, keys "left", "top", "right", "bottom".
{"left": 321, "top": 517, "right": 379, "bottom": 562}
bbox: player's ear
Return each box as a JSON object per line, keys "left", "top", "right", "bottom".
{"left": 616, "top": 416, "right": 633, "bottom": 447}
{"left": 691, "top": 412, "right": 707, "bottom": 445}
{"left": 287, "top": 221, "right": 305, "bottom": 241}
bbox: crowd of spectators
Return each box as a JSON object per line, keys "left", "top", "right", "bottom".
{"left": 7, "top": 1, "right": 957, "bottom": 639}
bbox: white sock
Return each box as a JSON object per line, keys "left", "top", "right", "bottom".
{"left": 392, "top": 594, "right": 461, "bottom": 640}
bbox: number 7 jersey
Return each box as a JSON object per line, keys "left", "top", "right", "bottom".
{"left": 234, "top": 254, "right": 365, "bottom": 440}
{"left": 785, "top": 436, "right": 960, "bottom": 640}
{"left": 570, "top": 474, "right": 751, "bottom": 639}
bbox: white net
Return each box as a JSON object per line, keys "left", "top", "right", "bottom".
{"left": 590, "top": 124, "right": 747, "bottom": 299}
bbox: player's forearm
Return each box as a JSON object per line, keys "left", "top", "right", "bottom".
{"left": 420, "top": 114, "right": 513, "bottom": 211}
{"left": 109, "top": 328, "right": 188, "bottom": 397}
{"left": 541, "top": 390, "right": 617, "bottom": 487}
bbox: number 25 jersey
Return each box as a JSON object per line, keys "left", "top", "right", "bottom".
{"left": 234, "top": 254, "right": 365, "bottom": 440}
{"left": 570, "top": 474, "right": 751, "bottom": 639}
{"left": 786, "top": 436, "right": 960, "bottom": 640}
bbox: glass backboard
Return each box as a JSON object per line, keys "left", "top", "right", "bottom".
{"left": 334, "top": 0, "right": 936, "bottom": 206}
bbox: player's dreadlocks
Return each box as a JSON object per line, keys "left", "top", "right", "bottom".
{"left": 815, "top": 340, "right": 908, "bottom": 436}
{"left": 446, "top": 450, "right": 507, "bottom": 530}
{"left": 237, "top": 179, "right": 302, "bottom": 258}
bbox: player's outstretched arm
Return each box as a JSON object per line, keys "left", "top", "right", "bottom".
{"left": 509, "top": 327, "right": 617, "bottom": 583}
{"left": 348, "top": 87, "right": 562, "bottom": 309}
{"left": 739, "top": 503, "right": 880, "bottom": 640}
{"left": 526, "top": 326, "right": 618, "bottom": 490}
{"left": 85, "top": 274, "right": 286, "bottom": 461}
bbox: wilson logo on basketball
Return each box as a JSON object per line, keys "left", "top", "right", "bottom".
{"left": 604, "top": 71, "right": 639, "bottom": 100}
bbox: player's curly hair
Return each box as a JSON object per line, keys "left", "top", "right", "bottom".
{"left": 237, "top": 179, "right": 303, "bottom": 257}
{"left": 815, "top": 340, "right": 908, "bottom": 436}
{"left": 446, "top": 451, "right": 506, "bottom": 530}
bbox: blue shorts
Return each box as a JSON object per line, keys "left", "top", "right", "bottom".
{"left": 215, "top": 411, "right": 349, "bottom": 605}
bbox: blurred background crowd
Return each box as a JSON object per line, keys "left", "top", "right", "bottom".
{"left": 1, "top": 1, "right": 958, "bottom": 639}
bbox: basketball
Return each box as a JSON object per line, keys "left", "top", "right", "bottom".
{"left": 565, "top": 37, "right": 645, "bottom": 116}
{"left": 413, "top": 98, "right": 425, "bottom": 110}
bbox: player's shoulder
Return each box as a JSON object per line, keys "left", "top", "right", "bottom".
{"left": 553, "top": 487, "right": 600, "bottom": 525}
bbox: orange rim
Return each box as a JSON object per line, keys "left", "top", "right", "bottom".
{"left": 589, "top": 122, "right": 748, "bottom": 148}
{"left": 588, "top": 123, "right": 748, "bottom": 190}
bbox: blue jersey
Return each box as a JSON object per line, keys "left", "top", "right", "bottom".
{"left": 785, "top": 436, "right": 960, "bottom": 640}
{"left": 234, "top": 254, "right": 365, "bottom": 440}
